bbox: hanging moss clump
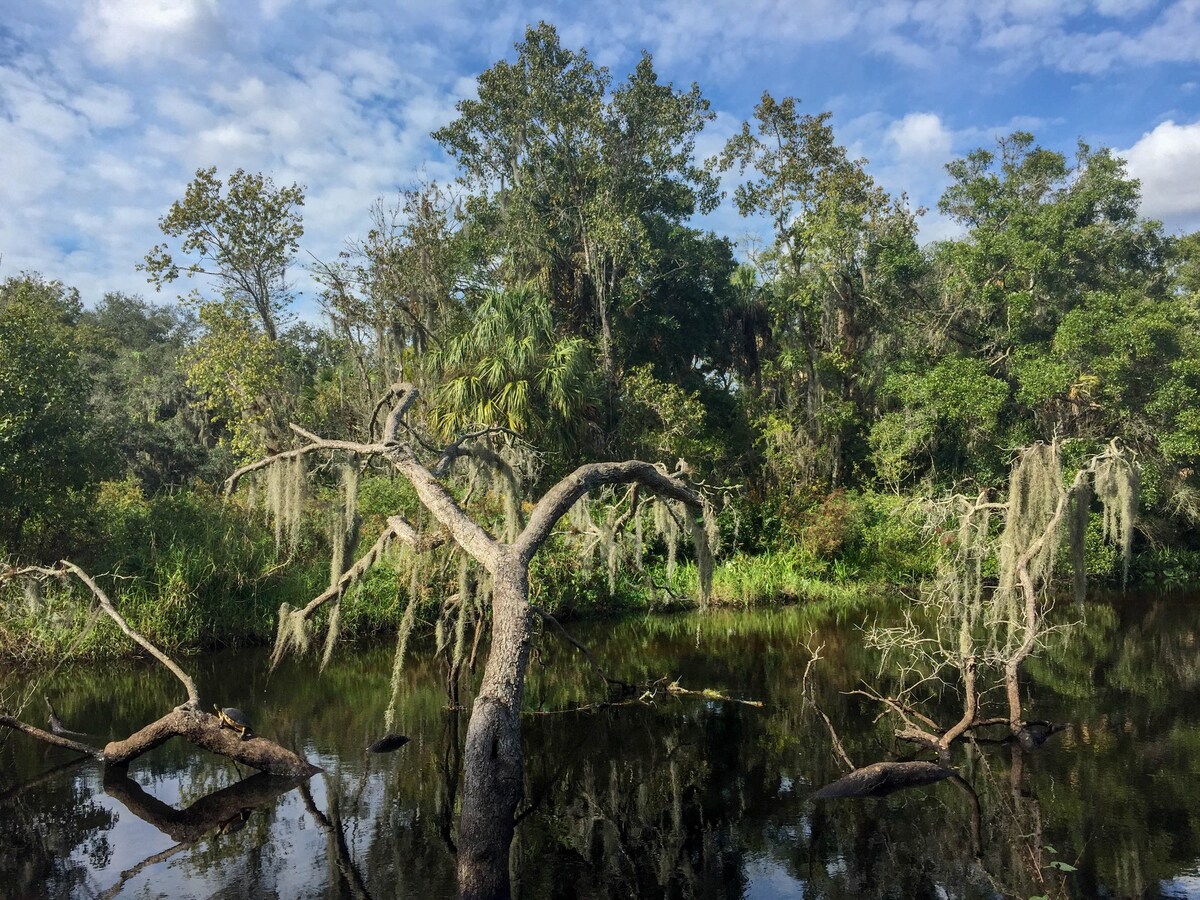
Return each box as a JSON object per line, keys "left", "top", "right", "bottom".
{"left": 271, "top": 601, "right": 311, "bottom": 670}
{"left": 1094, "top": 453, "right": 1140, "bottom": 586}
{"left": 385, "top": 594, "right": 418, "bottom": 732}
{"left": 319, "top": 600, "right": 341, "bottom": 672}
{"left": 995, "top": 442, "right": 1063, "bottom": 646}
{"left": 328, "top": 456, "right": 361, "bottom": 588}
{"left": 262, "top": 456, "right": 308, "bottom": 552}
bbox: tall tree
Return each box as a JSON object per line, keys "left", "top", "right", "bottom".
{"left": 223, "top": 383, "right": 715, "bottom": 899}
{"left": 141, "top": 166, "right": 305, "bottom": 342}
{"left": 434, "top": 23, "right": 718, "bottom": 391}
{"left": 717, "top": 92, "right": 922, "bottom": 487}
{"left": 143, "top": 168, "right": 307, "bottom": 459}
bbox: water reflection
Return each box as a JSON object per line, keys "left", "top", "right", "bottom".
{"left": 1, "top": 593, "right": 1198, "bottom": 898}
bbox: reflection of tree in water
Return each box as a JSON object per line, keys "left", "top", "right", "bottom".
{"left": 0, "top": 766, "right": 114, "bottom": 898}
{"left": 515, "top": 705, "right": 756, "bottom": 898}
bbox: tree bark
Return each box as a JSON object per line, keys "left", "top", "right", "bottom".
{"left": 456, "top": 555, "right": 531, "bottom": 900}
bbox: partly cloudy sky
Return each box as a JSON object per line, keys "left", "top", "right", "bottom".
{"left": 3, "top": 0, "right": 1199, "bottom": 315}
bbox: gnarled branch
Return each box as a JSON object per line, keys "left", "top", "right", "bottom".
{"left": 516, "top": 461, "right": 702, "bottom": 565}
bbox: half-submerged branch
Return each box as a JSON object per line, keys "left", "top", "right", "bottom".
{"left": 0, "top": 563, "right": 319, "bottom": 777}
{"left": 7, "top": 562, "right": 200, "bottom": 708}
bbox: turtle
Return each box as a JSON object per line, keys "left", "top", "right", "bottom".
{"left": 213, "top": 705, "right": 254, "bottom": 741}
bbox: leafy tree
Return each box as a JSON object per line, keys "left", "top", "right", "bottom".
{"left": 79, "top": 293, "right": 216, "bottom": 491}
{"left": 0, "top": 276, "right": 94, "bottom": 553}
{"left": 882, "top": 133, "right": 1197, "bottom": 510}
{"left": 434, "top": 23, "right": 718, "bottom": 389}
{"left": 869, "top": 357, "right": 1009, "bottom": 490}
{"left": 141, "top": 166, "right": 305, "bottom": 341}
{"left": 143, "top": 168, "right": 307, "bottom": 459}
{"left": 717, "top": 92, "right": 923, "bottom": 487}
{"left": 183, "top": 299, "right": 290, "bottom": 460}
{"left": 426, "top": 286, "right": 593, "bottom": 457}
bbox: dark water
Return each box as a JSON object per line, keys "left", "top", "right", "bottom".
{"left": 2, "top": 593, "right": 1199, "bottom": 899}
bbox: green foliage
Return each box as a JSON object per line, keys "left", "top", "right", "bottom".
{"left": 870, "top": 356, "right": 1009, "bottom": 488}
{"left": 142, "top": 167, "right": 308, "bottom": 459}
{"left": 79, "top": 292, "right": 217, "bottom": 490}
{"left": 616, "top": 365, "right": 720, "bottom": 469}
{"left": 434, "top": 22, "right": 719, "bottom": 393}
{"left": 427, "top": 286, "right": 594, "bottom": 455}
{"left": 0, "top": 276, "right": 95, "bottom": 555}
{"left": 141, "top": 166, "right": 305, "bottom": 341}
{"left": 717, "top": 91, "right": 924, "bottom": 489}
{"left": 183, "top": 299, "right": 290, "bottom": 459}
{"left": 0, "top": 483, "right": 327, "bottom": 660}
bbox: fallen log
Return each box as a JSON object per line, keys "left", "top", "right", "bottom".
{"left": 812, "top": 760, "right": 956, "bottom": 799}
{"left": 103, "top": 707, "right": 320, "bottom": 776}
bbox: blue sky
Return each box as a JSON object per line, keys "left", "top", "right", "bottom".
{"left": 3, "top": 0, "right": 1199, "bottom": 316}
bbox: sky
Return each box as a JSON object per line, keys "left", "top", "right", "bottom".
{"left": 3, "top": 0, "right": 1199, "bottom": 317}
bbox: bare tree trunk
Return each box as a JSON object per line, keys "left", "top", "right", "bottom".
{"left": 456, "top": 556, "right": 531, "bottom": 900}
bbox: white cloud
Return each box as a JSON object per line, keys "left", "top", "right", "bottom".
{"left": 1122, "top": 119, "right": 1200, "bottom": 229}
{"left": 887, "top": 112, "right": 954, "bottom": 164}
{"left": 76, "top": 0, "right": 224, "bottom": 66}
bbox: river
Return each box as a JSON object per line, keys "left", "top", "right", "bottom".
{"left": 1, "top": 591, "right": 1198, "bottom": 898}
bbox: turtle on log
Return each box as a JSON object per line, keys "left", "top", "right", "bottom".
{"left": 213, "top": 706, "right": 254, "bottom": 741}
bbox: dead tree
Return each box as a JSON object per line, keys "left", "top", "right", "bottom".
{"left": 863, "top": 439, "right": 1138, "bottom": 751}
{"left": 223, "top": 382, "right": 715, "bottom": 900}
{"left": 0, "top": 562, "right": 318, "bottom": 778}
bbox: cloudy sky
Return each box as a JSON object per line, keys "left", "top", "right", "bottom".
{"left": 3, "top": 0, "right": 1199, "bottom": 315}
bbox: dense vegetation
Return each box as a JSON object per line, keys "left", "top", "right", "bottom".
{"left": 4, "top": 23, "right": 1199, "bottom": 659}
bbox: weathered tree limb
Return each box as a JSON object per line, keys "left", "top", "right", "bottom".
{"left": 940, "top": 656, "right": 979, "bottom": 748}
{"left": 802, "top": 643, "right": 855, "bottom": 772}
{"left": 381, "top": 382, "right": 419, "bottom": 444}
{"left": 386, "top": 443, "right": 501, "bottom": 567}
{"left": 224, "top": 438, "right": 390, "bottom": 496}
{"left": 812, "top": 760, "right": 956, "bottom": 799}
{"left": 664, "top": 679, "right": 764, "bottom": 708}
{"left": 434, "top": 426, "right": 526, "bottom": 477}
{"left": 516, "top": 461, "right": 701, "bottom": 565}
{"left": 101, "top": 707, "right": 319, "bottom": 775}
{"left": 45, "top": 696, "right": 88, "bottom": 737}
{"left": 6, "top": 562, "right": 200, "bottom": 708}
{"left": 65, "top": 561, "right": 201, "bottom": 708}
{"left": 0, "top": 715, "right": 103, "bottom": 758}
{"left": 3, "top": 708, "right": 317, "bottom": 775}
{"left": 1005, "top": 442, "right": 1127, "bottom": 733}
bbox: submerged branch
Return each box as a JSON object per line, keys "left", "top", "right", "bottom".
{"left": 532, "top": 605, "right": 634, "bottom": 693}
{"left": 1, "top": 563, "right": 319, "bottom": 777}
